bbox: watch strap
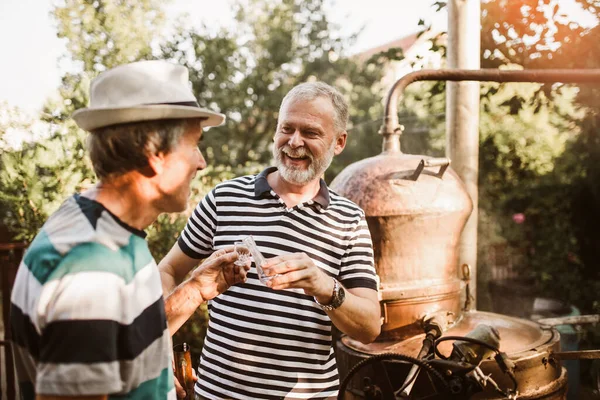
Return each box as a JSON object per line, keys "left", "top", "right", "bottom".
{"left": 314, "top": 277, "right": 345, "bottom": 311}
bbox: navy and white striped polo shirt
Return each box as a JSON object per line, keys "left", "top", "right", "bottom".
{"left": 178, "top": 167, "right": 378, "bottom": 400}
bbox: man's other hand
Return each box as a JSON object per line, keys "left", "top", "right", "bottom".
{"left": 190, "top": 246, "right": 250, "bottom": 301}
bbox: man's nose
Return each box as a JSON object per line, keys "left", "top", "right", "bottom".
{"left": 288, "top": 130, "right": 303, "bottom": 148}
{"left": 197, "top": 148, "right": 207, "bottom": 171}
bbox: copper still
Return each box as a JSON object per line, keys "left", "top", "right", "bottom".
{"left": 331, "top": 69, "right": 600, "bottom": 399}
{"left": 331, "top": 153, "right": 471, "bottom": 339}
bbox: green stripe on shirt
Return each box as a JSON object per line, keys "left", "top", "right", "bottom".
{"left": 23, "top": 229, "right": 63, "bottom": 284}
{"left": 109, "top": 367, "right": 174, "bottom": 400}
{"left": 25, "top": 234, "right": 155, "bottom": 285}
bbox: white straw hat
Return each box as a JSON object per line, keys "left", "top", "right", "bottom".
{"left": 72, "top": 60, "right": 225, "bottom": 131}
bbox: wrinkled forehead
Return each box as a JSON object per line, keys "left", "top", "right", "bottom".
{"left": 278, "top": 97, "right": 335, "bottom": 126}
{"left": 280, "top": 94, "right": 331, "bottom": 111}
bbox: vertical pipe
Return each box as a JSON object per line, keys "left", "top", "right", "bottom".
{"left": 446, "top": 0, "right": 481, "bottom": 306}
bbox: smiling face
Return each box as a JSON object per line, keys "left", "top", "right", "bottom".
{"left": 154, "top": 122, "right": 207, "bottom": 212}
{"left": 273, "top": 96, "right": 347, "bottom": 185}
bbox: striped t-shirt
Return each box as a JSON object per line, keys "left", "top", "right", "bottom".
{"left": 10, "top": 194, "right": 175, "bottom": 400}
{"left": 178, "top": 167, "right": 378, "bottom": 400}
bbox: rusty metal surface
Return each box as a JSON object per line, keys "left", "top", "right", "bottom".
{"left": 338, "top": 311, "right": 566, "bottom": 399}
{"left": 330, "top": 154, "right": 472, "bottom": 217}
{"left": 380, "top": 290, "right": 462, "bottom": 336}
{"left": 344, "top": 311, "right": 553, "bottom": 357}
{"left": 470, "top": 367, "right": 567, "bottom": 400}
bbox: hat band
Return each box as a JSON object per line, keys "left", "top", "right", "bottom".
{"left": 145, "top": 101, "right": 200, "bottom": 108}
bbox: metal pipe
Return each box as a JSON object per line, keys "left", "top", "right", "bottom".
{"left": 447, "top": 0, "right": 481, "bottom": 308}
{"left": 538, "top": 314, "right": 600, "bottom": 327}
{"left": 396, "top": 329, "right": 437, "bottom": 397}
{"left": 397, "top": 313, "right": 448, "bottom": 396}
{"left": 550, "top": 350, "right": 600, "bottom": 360}
{"left": 379, "top": 69, "right": 600, "bottom": 136}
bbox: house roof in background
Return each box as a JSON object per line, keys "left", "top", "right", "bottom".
{"left": 354, "top": 31, "right": 421, "bottom": 62}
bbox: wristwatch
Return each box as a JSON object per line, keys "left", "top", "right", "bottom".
{"left": 315, "top": 278, "right": 345, "bottom": 311}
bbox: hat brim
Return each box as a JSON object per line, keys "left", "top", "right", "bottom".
{"left": 72, "top": 104, "right": 226, "bottom": 131}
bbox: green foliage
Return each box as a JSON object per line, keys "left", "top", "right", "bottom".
{"left": 54, "top": 0, "right": 165, "bottom": 73}
{"left": 481, "top": 0, "right": 593, "bottom": 70}
{"left": 479, "top": 81, "right": 580, "bottom": 194}
{"left": 475, "top": 0, "right": 600, "bottom": 312}
{"left": 411, "top": 0, "right": 600, "bottom": 313}
{"left": 0, "top": 119, "right": 95, "bottom": 242}
{"left": 398, "top": 81, "right": 447, "bottom": 156}
{"left": 1, "top": 0, "right": 168, "bottom": 242}
{"left": 477, "top": 82, "right": 597, "bottom": 311}
{"left": 160, "top": 0, "right": 396, "bottom": 181}
{"left": 49, "top": 0, "right": 168, "bottom": 122}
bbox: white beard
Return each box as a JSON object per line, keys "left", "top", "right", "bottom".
{"left": 273, "top": 142, "right": 336, "bottom": 185}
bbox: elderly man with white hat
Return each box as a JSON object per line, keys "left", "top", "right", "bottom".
{"left": 10, "top": 60, "right": 248, "bottom": 400}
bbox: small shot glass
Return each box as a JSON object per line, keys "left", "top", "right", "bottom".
{"left": 241, "top": 236, "right": 278, "bottom": 284}
{"left": 234, "top": 241, "right": 251, "bottom": 267}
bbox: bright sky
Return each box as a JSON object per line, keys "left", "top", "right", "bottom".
{"left": 0, "top": 0, "right": 446, "bottom": 114}
{"left": 0, "top": 0, "right": 596, "bottom": 115}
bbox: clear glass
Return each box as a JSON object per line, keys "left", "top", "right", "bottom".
{"left": 233, "top": 241, "right": 251, "bottom": 267}
{"left": 239, "top": 235, "right": 273, "bottom": 284}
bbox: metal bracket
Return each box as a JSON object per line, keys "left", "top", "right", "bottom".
{"left": 411, "top": 158, "right": 451, "bottom": 181}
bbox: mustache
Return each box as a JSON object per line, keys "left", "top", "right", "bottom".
{"left": 279, "top": 145, "right": 313, "bottom": 160}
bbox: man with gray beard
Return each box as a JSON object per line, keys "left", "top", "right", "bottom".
{"left": 159, "top": 82, "right": 381, "bottom": 400}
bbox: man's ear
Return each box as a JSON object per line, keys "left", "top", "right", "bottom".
{"left": 334, "top": 131, "right": 347, "bottom": 155}
{"left": 145, "top": 152, "right": 166, "bottom": 177}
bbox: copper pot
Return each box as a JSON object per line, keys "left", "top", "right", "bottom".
{"left": 331, "top": 153, "right": 472, "bottom": 337}
{"left": 337, "top": 311, "right": 567, "bottom": 399}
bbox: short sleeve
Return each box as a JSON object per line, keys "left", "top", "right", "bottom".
{"left": 338, "top": 213, "right": 379, "bottom": 291}
{"left": 178, "top": 188, "right": 218, "bottom": 259}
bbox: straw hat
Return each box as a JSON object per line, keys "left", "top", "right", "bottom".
{"left": 73, "top": 60, "right": 225, "bottom": 131}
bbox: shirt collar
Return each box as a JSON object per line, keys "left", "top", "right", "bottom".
{"left": 255, "top": 166, "right": 330, "bottom": 208}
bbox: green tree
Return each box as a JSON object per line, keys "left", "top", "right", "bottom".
{"left": 411, "top": 1, "right": 600, "bottom": 313}
{"left": 0, "top": 108, "right": 94, "bottom": 241}
{"left": 161, "top": 0, "right": 401, "bottom": 180}
{"left": 1, "top": 0, "right": 171, "bottom": 243}
{"left": 47, "top": 0, "right": 168, "bottom": 123}
{"left": 477, "top": 0, "right": 600, "bottom": 312}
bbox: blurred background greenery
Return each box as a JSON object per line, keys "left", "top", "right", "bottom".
{"left": 1, "top": 0, "right": 599, "bottom": 390}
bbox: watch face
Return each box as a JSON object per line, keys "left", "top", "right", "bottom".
{"left": 332, "top": 283, "right": 345, "bottom": 309}
{"left": 315, "top": 279, "right": 345, "bottom": 310}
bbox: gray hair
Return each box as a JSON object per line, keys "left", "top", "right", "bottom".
{"left": 87, "top": 118, "right": 202, "bottom": 180}
{"left": 280, "top": 82, "right": 349, "bottom": 133}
